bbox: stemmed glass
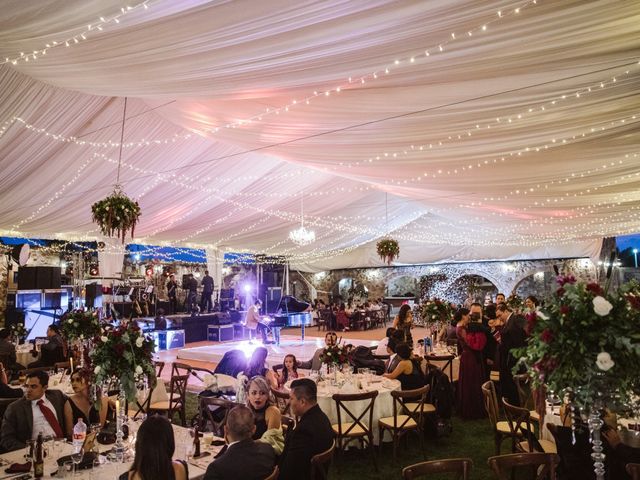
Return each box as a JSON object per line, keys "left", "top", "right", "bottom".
{"left": 24, "top": 439, "right": 35, "bottom": 464}
{"left": 71, "top": 447, "right": 84, "bottom": 477}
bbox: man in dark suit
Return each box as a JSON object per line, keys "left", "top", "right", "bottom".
{"left": 200, "top": 270, "right": 215, "bottom": 313}
{"left": 203, "top": 405, "right": 275, "bottom": 480}
{"left": 166, "top": 274, "right": 178, "bottom": 314}
{"left": 28, "top": 324, "right": 65, "bottom": 368}
{"left": 496, "top": 304, "right": 527, "bottom": 405}
{"left": 279, "top": 379, "right": 334, "bottom": 480}
{"left": 1, "top": 370, "right": 68, "bottom": 452}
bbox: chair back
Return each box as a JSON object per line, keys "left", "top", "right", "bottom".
{"left": 311, "top": 439, "right": 335, "bottom": 480}
{"left": 53, "top": 361, "right": 71, "bottom": 373}
{"left": 332, "top": 390, "right": 378, "bottom": 439}
{"left": 488, "top": 453, "right": 560, "bottom": 480}
{"left": 171, "top": 362, "right": 192, "bottom": 377}
{"left": 271, "top": 387, "right": 291, "bottom": 415}
{"left": 513, "top": 373, "right": 534, "bottom": 409}
{"left": 481, "top": 381, "right": 500, "bottom": 428}
{"left": 627, "top": 463, "right": 640, "bottom": 480}
{"left": 169, "top": 374, "right": 189, "bottom": 407}
{"left": 154, "top": 361, "right": 166, "bottom": 378}
{"left": 281, "top": 414, "right": 295, "bottom": 441}
{"left": 502, "top": 397, "right": 535, "bottom": 451}
{"left": 197, "top": 396, "right": 238, "bottom": 435}
{"left": 402, "top": 458, "right": 473, "bottom": 480}
{"left": 264, "top": 465, "right": 279, "bottom": 480}
{"left": 390, "top": 385, "right": 430, "bottom": 430}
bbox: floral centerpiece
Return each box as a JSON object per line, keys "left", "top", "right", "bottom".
{"left": 61, "top": 310, "right": 101, "bottom": 343}
{"left": 416, "top": 298, "right": 452, "bottom": 327}
{"left": 90, "top": 320, "right": 156, "bottom": 403}
{"left": 516, "top": 276, "right": 640, "bottom": 411}
{"left": 9, "top": 322, "right": 28, "bottom": 343}
{"left": 319, "top": 344, "right": 351, "bottom": 367}
{"left": 376, "top": 238, "right": 399, "bottom": 264}
{"left": 515, "top": 275, "right": 640, "bottom": 479}
{"left": 91, "top": 187, "right": 141, "bottom": 244}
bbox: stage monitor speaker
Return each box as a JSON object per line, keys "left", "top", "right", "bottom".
{"left": 220, "top": 288, "right": 234, "bottom": 300}
{"left": 17, "top": 267, "right": 38, "bottom": 290}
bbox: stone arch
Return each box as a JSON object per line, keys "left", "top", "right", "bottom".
{"left": 385, "top": 274, "right": 419, "bottom": 297}
{"left": 329, "top": 275, "right": 370, "bottom": 303}
{"left": 446, "top": 272, "right": 500, "bottom": 305}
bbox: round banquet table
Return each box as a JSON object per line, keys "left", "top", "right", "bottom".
{"left": 313, "top": 376, "right": 401, "bottom": 444}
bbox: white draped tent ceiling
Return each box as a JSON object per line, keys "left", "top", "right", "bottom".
{"left": 0, "top": 0, "right": 639, "bottom": 270}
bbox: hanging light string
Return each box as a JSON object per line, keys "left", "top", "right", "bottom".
{"left": 2, "top": 1, "right": 154, "bottom": 66}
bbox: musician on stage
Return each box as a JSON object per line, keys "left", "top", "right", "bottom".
{"left": 166, "top": 274, "right": 178, "bottom": 314}
{"left": 200, "top": 270, "right": 214, "bottom": 313}
{"left": 184, "top": 274, "right": 198, "bottom": 313}
{"left": 245, "top": 299, "right": 268, "bottom": 343}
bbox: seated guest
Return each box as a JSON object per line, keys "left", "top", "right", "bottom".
{"left": 298, "top": 331, "right": 338, "bottom": 371}
{"left": 120, "top": 415, "right": 187, "bottom": 480}
{"left": 28, "top": 324, "right": 65, "bottom": 368}
{"left": 244, "top": 347, "right": 278, "bottom": 389}
{"left": 245, "top": 376, "right": 281, "bottom": 440}
{"left": 203, "top": 405, "right": 275, "bottom": 480}
{"left": 0, "top": 328, "right": 24, "bottom": 373}
{"left": 374, "top": 327, "right": 396, "bottom": 356}
{"left": 0, "top": 362, "right": 22, "bottom": 398}
{"left": 335, "top": 304, "right": 350, "bottom": 331}
{"left": 279, "top": 379, "right": 334, "bottom": 480}
{"left": 603, "top": 427, "right": 640, "bottom": 480}
{"left": 277, "top": 354, "right": 304, "bottom": 388}
{"left": 383, "top": 342, "right": 424, "bottom": 390}
{"left": 385, "top": 337, "right": 400, "bottom": 373}
{"left": 0, "top": 370, "right": 68, "bottom": 452}
{"left": 63, "top": 368, "right": 109, "bottom": 434}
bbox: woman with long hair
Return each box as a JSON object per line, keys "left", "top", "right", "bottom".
{"left": 382, "top": 342, "right": 424, "bottom": 390}
{"left": 455, "top": 308, "right": 487, "bottom": 419}
{"left": 245, "top": 347, "right": 278, "bottom": 389}
{"left": 392, "top": 304, "right": 414, "bottom": 346}
{"left": 63, "top": 368, "right": 109, "bottom": 435}
{"left": 120, "top": 415, "right": 187, "bottom": 480}
{"left": 277, "top": 354, "right": 304, "bottom": 388}
{"left": 245, "top": 376, "right": 281, "bottom": 440}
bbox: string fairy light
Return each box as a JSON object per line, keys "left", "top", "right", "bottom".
{"left": 2, "top": 1, "right": 155, "bottom": 66}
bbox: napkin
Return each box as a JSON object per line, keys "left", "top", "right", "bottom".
{"left": 339, "top": 382, "right": 358, "bottom": 394}
{"left": 5, "top": 461, "right": 31, "bottom": 473}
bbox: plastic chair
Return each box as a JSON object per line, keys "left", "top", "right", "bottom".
{"left": 487, "top": 452, "right": 560, "bottom": 480}
{"left": 402, "top": 458, "right": 473, "bottom": 479}
{"left": 311, "top": 439, "right": 335, "bottom": 480}
{"left": 502, "top": 397, "right": 556, "bottom": 454}
{"left": 481, "top": 380, "right": 521, "bottom": 455}
{"left": 378, "top": 385, "right": 429, "bottom": 460}
{"left": 331, "top": 390, "right": 378, "bottom": 471}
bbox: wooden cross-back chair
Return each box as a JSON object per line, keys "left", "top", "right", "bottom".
{"left": 487, "top": 453, "right": 560, "bottom": 480}
{"left": 501, "top": 397, "right": 556, "bottom": 454}
{"left": 331, "top": 390, "right": 378, "bottom": 471}
{"left": 310, "top": 439, "right": 335, "bottom": 480}
{"left": 402, "top": 458, "right": 473, "bottom": 480}
{"left": 481, "top": 380, "right": 521, "bottom": 455}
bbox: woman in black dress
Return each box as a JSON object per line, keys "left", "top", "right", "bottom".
{"left": 63, "top": 368, "right": 109, "bottom": 434}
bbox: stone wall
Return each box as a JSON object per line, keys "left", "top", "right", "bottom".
{"left": 300, "top": 258, "right": 598, "bottom": 305}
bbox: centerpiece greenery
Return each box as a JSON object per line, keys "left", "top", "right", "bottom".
{"left": 376, "top": 238, "right": 399, "bottom": 264}
{"left": 61, "top": 310, "right": 101, "bottom": 342}
{"left": 91, "top": 188, "right": 141, "bottom": 243}
{"left": 319, "top": 344, "right": 351, "bottom": 367}
{"left": 415, "top": 298, "right": 453, "bottom": 328}
{"left": 9, "top": 322, "right": 28, "bottom": 342}
{"left": 90, "top": 320, "right": 156, "bottom": 403}
{"left": 515, "top": 276, "right": 640, "bottom": 413}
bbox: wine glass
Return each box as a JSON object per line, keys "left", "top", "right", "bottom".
{"left": 71, "top": 447, "right": 84, "bottom": 477}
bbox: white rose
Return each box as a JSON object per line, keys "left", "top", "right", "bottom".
{"left": 135, "top": 365, "right": 143, "bottom": 375}
{"left": 94, "top": 366, "right": 101, "bottom": 374}
{"left": 596, "top": 351, "right": 615, "bottom": 371}
{"left": 101, "top": 336, "right": 108, "bottom": 343}
{"left": 67, "top": 319, "right": 74, "bottom": 324}
{"left": 593, "top": 296, "right": 613, "bottom": 316}
{"left": 135, "top": 337, "right": 144, "bottom": 348}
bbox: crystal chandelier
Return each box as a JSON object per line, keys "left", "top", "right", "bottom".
{"left": 289, "top": 192, "right": 315, "bottom": 246}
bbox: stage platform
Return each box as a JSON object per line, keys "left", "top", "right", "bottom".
{"left": 176, "top": 334, "right": 378, "bottom": 367}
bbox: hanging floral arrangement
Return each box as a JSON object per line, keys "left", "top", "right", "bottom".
{"left": 377, "top": 238, "right": 400, "bottom": 264}
{"left": 91, "top": 187, "right": 141, "bottom": 244}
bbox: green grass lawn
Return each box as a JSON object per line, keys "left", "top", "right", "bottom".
{"left": 181, "top": 393, "right": 497, "bottom": 479}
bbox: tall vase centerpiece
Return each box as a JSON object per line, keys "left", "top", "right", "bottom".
{"left": 515, "top": 276, "right": 640, "bottom": 480}
{"left": 61, "top": 310, "right": 101, "bottom": 368}
{"left": 319, "top": 343, "right": 351, "bottom": 385}
{"left": 90, "top": 320, "right": 156, "bottom": 460}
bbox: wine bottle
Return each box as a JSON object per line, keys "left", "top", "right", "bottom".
{"left": 193, "top": 427, "right": 201, "bottom": 458}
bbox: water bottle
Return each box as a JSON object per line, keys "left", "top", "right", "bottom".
{"left": 72, "top": 418, "right": 87, "bottom": 453}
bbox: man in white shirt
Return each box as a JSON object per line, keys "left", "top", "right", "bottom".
{"left": 244, "top": 300, "right": 266, "bottom": 343}
{"left": 1, "top": 370, "right": 68, "bottom": 452}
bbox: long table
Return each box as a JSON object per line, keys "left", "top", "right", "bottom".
{"left": 0, "top": 421, "right": 222, "bottom": 479}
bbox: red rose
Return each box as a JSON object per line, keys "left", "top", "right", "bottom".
{"left": 586, "top": 283, "right": 604, "bottom": 296}
{"left": 625, "top": 294, "right": 640, "bottom": 310}
{"left": 525, "top": 312, "right": 537, "bottom": 335}
{"left": 560, "top": 305, "right": 570, "bottom": 315}
{"left": 540, "top": 329, "right": 554, "bottom": 343}
{"left": 556, "top": 287, "right": 566, "bottom": 297}
{"left": 114, "top": 344, "right": 125, "bottom": 355}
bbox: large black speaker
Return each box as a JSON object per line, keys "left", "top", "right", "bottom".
{"left": 17, "top": 267, "right": 38, "bottom": 289}
{"left": 220, "top": 288, "right": 234, "bottom": 300}
{"left": 85, "top": 283, "right": 102, "bottom": 308}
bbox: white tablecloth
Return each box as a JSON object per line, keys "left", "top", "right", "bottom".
{"left": 0, "top": 421, "right": 220, "bottom": 479}
{"left": 313, "top": 376, "right": 400, "bottom": 444}
{"left": 15, "top": 346, "right": 37, "bottom": 368}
